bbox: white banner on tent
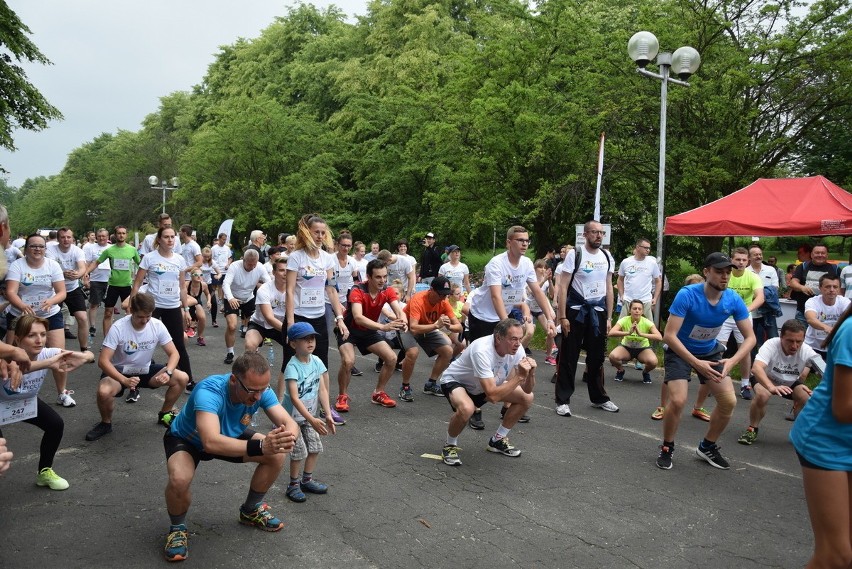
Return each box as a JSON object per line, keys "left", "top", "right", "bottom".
{"left": 216, "top": 219, "right": 234, "bottom": 246}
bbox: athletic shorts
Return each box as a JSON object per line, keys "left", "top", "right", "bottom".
{"left": 104, "top": 285, "right": 132, "bottom": 308}
{"left": 247, "top": 321, "right": 285, "bottom": 346}
{"left": 749, "top": 377, "right": 804, "bottom": 400}
{"left": 63, "top": 287, "right": 87, "bottom": 314}
{"left": 224, "top": 297, "right": 256, "bottom": 319}
{"left": 663, "top": 342, "right": 726, "bottom": 384}
{"left": 617, "top": 345, "right": 652, "bottom": 360}
{"left": 467, "top": 314, "right": 499, "bottom": 343}
{"left": 88, "top": 281, "right": 108, "bottom": 306}
{"left": 716, "top": 315, "right": 752, "bottom": 344}
{"left": 412, "top": 329, "right": 451, "bottom": 357}
{"left": 290, "top": 421, "right": 323, "bottom": 461}
{"left": 6, "top": 311, "right": 64, "bottom": 332}
{"left": 102, "top": 363, "right": 167, "bottom": 397}
{"left": 336, "top": 326, "right": 387, "bottom": 355}
{"left": 441, "top": 380, "right": 487, "bottom": 410}
{"left": 163, "top": 428, "right": 257, "bottom": 467}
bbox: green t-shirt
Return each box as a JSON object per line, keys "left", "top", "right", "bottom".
{"left": 615, "top": 315, "right": 654, "bottom": 348}
{"left": 98, "top": 244, "right": 141, "bottom": 287}
{"left": 729, "top": 270, "right": 762, "bottom": 307}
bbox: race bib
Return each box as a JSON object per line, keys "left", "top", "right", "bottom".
{"left": 113, "top": 258, "right": 130, "bottom": 271}
{"left": 300, "top": 286, "right": 323, "bottom": 307}
{"left": 501, "top": 288, "right": 524, "bottom": 306}
{"left": 0, "top": 396, "right": 37, "bottom": 425}
{"left": 688, "top": 325, "right": 721, "bottom": 341}
{"left": 160, "top": 281, "right": 179, "bottom": 298}
{"left": 583, "top": 280, "right": 605, "bottom": 298}
{"left": 121, "top": 364, "right": 151, "bottom": 376}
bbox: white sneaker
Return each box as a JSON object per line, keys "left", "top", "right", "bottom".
{"left": 57, "top": 390, "right": 76, "bottom": 407}
{"left": 555, "top": 404, "right": 572, "bottom": 416}
{"left": 593, "top": 400, "right": 619, "bottom": 413}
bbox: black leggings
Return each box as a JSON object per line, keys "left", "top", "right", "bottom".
{"left": 154, "top": 306, "right": 193, "bottom": 381}
{"left": 0, "top": 398, "right": 64, "bottom": 472}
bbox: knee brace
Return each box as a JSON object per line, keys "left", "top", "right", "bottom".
{"left": 714, "top": 389, "right": 737, "bottom": 419}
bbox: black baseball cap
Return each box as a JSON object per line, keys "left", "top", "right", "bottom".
{"left": 704, "top": 252, "right": 736, "bottom": 269}
{"left": 430, "top": 276, "right": 452, "bottom": 295}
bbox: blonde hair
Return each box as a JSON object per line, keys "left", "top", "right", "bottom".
{"left": 295, "top": 214, "right": 334, "bottom": 253}
{"left": 390, "top": 279, "right": 405, "bottom": 298}
{"left": 684, "top": 274, "right": 704, "bottom": 285}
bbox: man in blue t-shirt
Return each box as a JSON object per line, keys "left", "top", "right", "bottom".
{"left": 657, "top": 253, "right": 755, "bottom": 471}
{"left": 161, "top": 352, "right": 299, "bottom": 562}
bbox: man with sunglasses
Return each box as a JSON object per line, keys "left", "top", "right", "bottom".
{"left": 161, "top": 352, "right": 299, "bottom": 562}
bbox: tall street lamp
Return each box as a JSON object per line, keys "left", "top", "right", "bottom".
{"left": 148, "top": 175, "right": 179, "bottom": 214}
{"left": 628, "top": 31, "right": 700, "bottom": 323}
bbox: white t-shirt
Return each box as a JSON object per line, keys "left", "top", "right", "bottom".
{"left": 439, "top": 261, "right": 470, "bottom": 289}
{"left": 386, "top": 255, "right": 414, "bottom": 291}
{"left": 201, "top": 260, "right": 221, "bottom": 285}
{"left": 139, "top": 251, "right": 187, "bottom": 309}
{"left": 841, "top": 265, "right": 852, "bottom": 299}
{"left": 352, "top": 257, "right": 368, "bottom": 283}
{"left": 251, "top": 280, "right": 287, "bottom": 329}
{"left": 1, "top": 348, "right": 60, "bottom": 400}
{"left": 470, "top": 252, "right": 537, "bottom": 322}
{"left": 439, "top": 334, "right": 525, "bottom": 395}
{"left": 46, "top": 243, "right": 86, "bottom": 292}
{"left": 84, "top": 243, "right": 112, "bottom": 282}
{"left": 180, "top": 240, "right": 202, "bottom": 279}
{"left": 103, "top": 315, "right": 173, "bottom": 374}
{"left": 4, "top": 245, "right": 22, "bottom": 266}
{"left": 331, "top": 255, "right": 358, "bottom": 304}
{"left": 287, "top": 249, "right": 335, "bottom": 319}
{"left": 223, "top": 261, "right": 267, "bottom": 302}
{"left": 562, "top": 247, "right": 613, "bottom": 303}
{"left": 527, "top": 280, "right": 550, "bottom": 314}
{"left": 755, "top": 337, "right": 820, "bottom": 387}
{"left": 804, "top": 295, "right": 852, "bottom": 350}
{"left": 211, "top": 244, "right": 232, "bottom": 268}
{"left": 618, "top": 255, "right": 660, "bottom": 303}
{"left": 11, "top": 238, "right": 25, "bottom": 250}
{"left": 6, "top": 258, "right": 64, "bottom": 317}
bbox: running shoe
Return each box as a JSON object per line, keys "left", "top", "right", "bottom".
{"left": 468, "top": 409, "right": 485, "bottom": 430}
{"left": 499, "top": 406, "right": 529, "bottom": 423}
{"left": 486, "top": 436, "right": 521, "bottom": 457}
{"left": 184, "top": 380, "right": 196, "bottom": 394}
{"left": 224, "top": 353, "right": 235, "bottom": 365}
{"left": 737, "top": 428, "right": 758, "bottom": 445}
{"left": 57, "top": 390, "right": 76, "bottom": 407}
{"left": 126, "top": 387, "right": 141, "bottom": 403}
{"left": 239, "top": 326, "right": 247, "bottom": 338}
{"left": 691, "top": 407, "right": 711, "bottom": 422}
{"left": 740, "top": 385, "right": 753, "bottom": 400}
{"left": 88, "top": 326, "right": 96, "bottom": 336}
{"left": 212, "top": 322, "right": 219, "bottom": 328}
{"left": 592, "top": 400, "right": 619, "bottom": 412}
{"left": 301, "top": 479, "right": 328, "bottom": 494}
{"left": 64, "top": 329, "right": 77, "bottom": 339}
{"left": 371, "top": 391, "right": 397, "bottom": 408}
{"left": 695, "top": 442, "right": 730, "bottom": 469}
{"left": 442, "top": 444, "right": 462, "bottom": 466}
{"left": 555, "top": 404, "right": 572, "bottom": 417}
{"left": 651, "top": 406, "right": 665, "bottom": 420}
{"left": 164, "top": 524, "right": 188, "bottom": 562}
{"left": 196, "top": 337, "right": 206, "bottom": 346}
{"left": 398, "top": 384, "right": 414, "bottom": 402}
{"left": 286, "top": 484, "right": 306, "bottom": 502}
{"left": 186, "top": 327, "right": 196, "bottom": 338}
{"left": 423, "top": 380, "right": 444, "bottom": 397}
{"left": 334, "top": 393, "right": 350, "bottom": 413}
{"left": 351, "top": 366, "right": 363, "bottom": 377}
{"left": 656, "top": 445, "right": 673, "bottom": 470}
{"left": 319, "top": 406, "right": 346, "bottom": 425}
{"left": 614, "top": 369, "right": 625, "bottom": 382}
{"left": 158, "top": 409, "right": 180, "bottom": 428}
{"left": 85, "top": 421, "right": 113, "bottom": 441}
{"left": 36, "top": 467, "right": 69, "bottom": 490}
{"left": 544, "top": 355, "right": 557, "bottom": 366}
{"left": 642, "top": 372, "right": 652, "bottom": 384}
{"left": 374, "top": 360, "right": 382, "bottom": 373}
{"left": 635, "top": 362, "right": 644, "bottom": 370}
{"left": 239, "top": 502, "right": 284, "bottom": 531}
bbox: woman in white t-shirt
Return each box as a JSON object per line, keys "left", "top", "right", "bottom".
{"left": 0, "top": 315, "right": 93, "bottom": 490}
{"left": 438, "top": 245, "right": 472, "bottom": 293}
{"left": 285, "top": 214, "right": 348, "bottom": 369}
{"left": 128, "top": 227, "right": 194, "bottom": 389}
{"left": 200, "top": 247, "right": 222, "bottom": 328}
{"left": 5, "top": 234, "right": 74, "bottom": 405}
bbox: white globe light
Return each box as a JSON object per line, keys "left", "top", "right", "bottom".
{"left": 169, "top": 177, "right": 179, "bottom": 187}
{"left": 148, "top": 175, "right": 159, "bottom": 186}
{"left": 672, "top": 46, "right": 701, "bottom": 79}
{"left": 628, "top": 31, "right": 659, "bottom": 68}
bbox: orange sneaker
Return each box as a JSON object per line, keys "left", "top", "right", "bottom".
{"left": 371, "top": 391, "right": 396, "bottom": 408}
{"left": 335, "top": 393, "right": 350, "bottom": 412}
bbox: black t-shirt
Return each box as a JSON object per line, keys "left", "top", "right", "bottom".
{"left": 791, "top": 262, "right": 839, "bottom": 312}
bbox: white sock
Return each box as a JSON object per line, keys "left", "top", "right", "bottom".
{"left": 446, "top": 434, "right": 459, "bottom": 446}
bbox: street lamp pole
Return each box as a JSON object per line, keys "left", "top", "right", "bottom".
{"left": 628, "top": 32, "right": 700, "bottom": 324}
{"left": 148, "top": 175, "right": 179, "bottom": 214}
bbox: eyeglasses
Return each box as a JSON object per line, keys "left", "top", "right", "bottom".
{"left": 27, "top": 245, "right": 46, "bottom": 250}
{"left": 236, "top": 376, "right": 268, "bottom": 395}
{"left": 513, "top": 239, "right": 531, "bottom": 244}
{"left": 638, "top": 245, "right": 651, "bottom": 250}
{"left": 587, "top": 230, "right": 606, "bottom": 236}
{"left": 191, "top": 273, "right": 202, "bottom": 277}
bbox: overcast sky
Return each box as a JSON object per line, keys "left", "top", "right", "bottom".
{"left": 1, "top": 0, "right": 368, "bottom": 188}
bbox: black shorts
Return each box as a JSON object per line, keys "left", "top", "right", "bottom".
{"left": 618, "top": 345, "right": 652, "bottom": 360}
{"left": 102, "top": 363, "right": 166, "bottom": 397}
{"left": 663, "top": 342, "right": 726, "bottom": 384}
{"left": 163, "top": 429, "right": 257, "bottom": 467}
{"left": 750, "top": 377, "right": 804, "bottom": 400}
{"left": 63, "top": 287, "right": 88, "bottom": 314}
{"left": 796, "top": 451, "right": 832, "bottom": 471}
{"left": 467, "top": 314, "right": 498, "bottom": 343}
{"left": 89, "top": 281, "right": 108, "bottom": 306}
{"left": 210, "top": 275, "right": 225, "bottom": 287}
{"left": 224, "top": 298, "right": 256, "bottom": 318}
{"left": 7, "top": 311, "right": 64, "bottom": 332}
{"left": 337, "top": 326, "right": 387, "bottom": 355}
{"left": 441, "top": 380, "right": 488, "bottom": 410}
{"left": 247, "top": 321, "right": 285, "bottom": 346}
{"left": 104, "top": 285, "right": 132, "bottom": 308}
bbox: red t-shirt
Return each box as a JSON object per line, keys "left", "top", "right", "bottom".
{"left": 404, "top": 291, "right": 454, "bottom": 325}
{"left": 347, "top": 285, "right": 399, "bottom": 331}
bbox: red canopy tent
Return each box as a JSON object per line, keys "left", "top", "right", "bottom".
{"left": 664, "top": 176, "right": 852, "bottom": 237}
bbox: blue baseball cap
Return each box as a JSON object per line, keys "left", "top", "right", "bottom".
{"left": 287, "top": 322, "right": 318, "bottom": 341}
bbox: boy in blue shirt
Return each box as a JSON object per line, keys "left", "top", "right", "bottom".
{"left": 283, "top": 322, "right": 336, "bottom": 502}
{"left": 657, "top": 253, "right": 755, "bottom": 471}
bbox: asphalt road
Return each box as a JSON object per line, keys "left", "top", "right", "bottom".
{"left": 0, "top": 313, "right": 813, "bottom": 568}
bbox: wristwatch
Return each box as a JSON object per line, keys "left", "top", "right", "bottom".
{"left": 166, "top": 369, "right": 173, "bottom": 377}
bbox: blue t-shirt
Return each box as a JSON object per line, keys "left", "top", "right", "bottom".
{"left": 668, "top": 284, "right": 749, "bottom": 354}
{"left": 283, "top": 355, "right": 327, "bottom": 423}
{"left": 790, "top": 316, "right": 852, "bottom": 470}
{"left": 169, "top": 374, "right": 278, "bottom": 449}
